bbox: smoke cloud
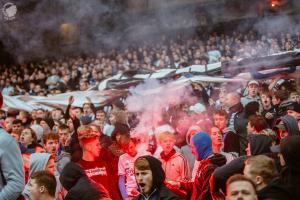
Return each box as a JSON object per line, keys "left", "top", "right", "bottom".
{"left": 1, "top": 0, "right": 300, "bottom": 63}
{"left": 0, "top": 0, "right": 117, "bottom": 62}
{"left": 125, "top": 78, "right": 210, "bottom": 147}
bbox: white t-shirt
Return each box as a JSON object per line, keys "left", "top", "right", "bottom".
{"left": 118, "top": 151, "right": 150, "bottom": 195}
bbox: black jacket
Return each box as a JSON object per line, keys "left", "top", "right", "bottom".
{"left": 222, "top": 128, "right": 240, "bottom": 155}
{"left": 134, "top": 156, "right": 179, "bottom": 200}
{"left": 133, "top": 185, "right": 179, "bottom": 200}
{"left": 228, "top": 103, "right": 247, "bottom": 155}
{"left": 234, "top": 111, "right": 248, "bottom": 155}
{"left": 279, "top": 136, "right": 300, "bottom": 200}
{"left": 59, "top": 162, "right": 109, "bottom": 200}
{"left": 181, "top": 153, "right": 226, "bottom": 200}
{"left": 257, "top": 177, "right": 292, "bottom": 200}
{"left": 212, "top": 134, "right": 273, "bottom": 194}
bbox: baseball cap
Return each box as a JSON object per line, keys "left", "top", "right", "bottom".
{"left": 248, "top": 80, "right": 259, "bottom": 86}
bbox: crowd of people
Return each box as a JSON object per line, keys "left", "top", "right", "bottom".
{"left": 0, "top": 25, "right": 300, "bottom": 200}
{"left": 0, "top": 27, "right": 300, "bottom": 96}
{"left": 0, "top": 70, "right": 299, "bottom": 200}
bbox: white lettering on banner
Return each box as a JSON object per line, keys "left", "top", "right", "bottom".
{"left": 85, "top": 167, "right": 107, "bottom": 177}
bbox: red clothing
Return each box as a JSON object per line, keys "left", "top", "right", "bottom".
{"left": 77, "top": 156, "right": 122, "bottom": 200}
{"left": 77, "top": 159, "right": 109, "bottom": 191}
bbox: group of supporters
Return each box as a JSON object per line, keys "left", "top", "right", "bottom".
{"left": 1, "top": 18, "right": 300, "bottom": 200}
{"left": 0, "top": 73, "right": 299, "bottom": 200}
{"left": 1, "top": 27, "right": 300, "bottom": 96}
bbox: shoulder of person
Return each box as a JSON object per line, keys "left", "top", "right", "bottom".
{"left": 56, "top": 151, "right": 71, "bottom": 161}
{"left": 159, "top": 185, "right": 180, "bottom": 200}
{"left": 0, "top": 128, "right": 18, "bottom": 147}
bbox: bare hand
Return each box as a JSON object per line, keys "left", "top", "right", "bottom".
{"left": 265, "top": 112, "right": 274, "bottom": 119}
{"left": 209, "top": 98, "right": 215, "bottom": 106}
{"left": 68, "top": 96, "right": 74, "bottom": 105}
{"left": 64, "top": 135, "right": 72, "bottom": 147}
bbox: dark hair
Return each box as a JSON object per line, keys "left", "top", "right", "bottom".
{"left": 260, "top": 90, "right": 272, "bottom": 98}
{"left": 248, "top": 115, "right": 268, "bottom": 133}
{"left": 58, "top": 124, "right": 69, "bottom": 131}
{"left": 111, "top": 123, "right": 130, "bottom": 142}
{"left": 273, "top": 90, "right": 289, "bottom": 102}
{"left": 96, "top": 109, "right": 105, "bottom": 114}
{"left": 43, "top": 133, "right": 59, "bottom": 144}
{"left": 31, "top": 170, "right": 57, "bottom": 197}
{"left": 22, "top": 128, "right": 38, "bottom": 144}
{"left": 245, "top": 101, "right": 260, "bottom": 118}
{"left": 213, "top": 109, "right": 228, "bottom": 119}
{"left": 54, "top": 108, "right": 64, "bottom": 115}
{"left": 12, "top": 119, "right": 22, "bottom": 125}
{"left": 119, "top": 134, "right": 139, "bottom": 149}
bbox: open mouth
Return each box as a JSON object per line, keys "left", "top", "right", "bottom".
{"left": 139, "top": 183, "right": 146, "bottom": 188}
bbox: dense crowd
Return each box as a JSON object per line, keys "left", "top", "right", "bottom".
{"left": 0, "top": 28, "right": 300, "bottom": 96}
{"left": 0, "top": 26, "right": 300, "bottom": 200}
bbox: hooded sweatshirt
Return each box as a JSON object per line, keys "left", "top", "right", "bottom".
{"left": 158, "top": 149, "right": 190, "bottom": 182}
{"left": 60, "top": 162, "right": 109, "bottom": 200}
{"left": 257, "top": 177, "right": 292, "bottom": 200}
{"left": 180, "top": 132, "right": 226, "bottom": 200}
{"left": 180, "top": 126, "right": 201, "bottom": 177}
{"left": 281, "top": 115, "right": 300, "bottom": 136}
{"left": 280, "top": 136, "right": 300, "bottom": 200}
{"left": 134, "top": 156, "right": 179, "bottom": 200}
{"left": 212, "top": 134, "right": 273, "bottom": 195}
{"left": 22, "top": 153, "right": 52, "bottom": 200}
{"left": 249, "top": 134, "right": 272, "bottom": 156}
{"left": 192, "top": 132, "right": 213, "bottom": 161}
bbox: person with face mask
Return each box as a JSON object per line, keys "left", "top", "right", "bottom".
{"left": 134, "top": 156, "right": 179, "bottom": 200}
{"left": 168, "top": 132, "right": 227, "bottom": 200}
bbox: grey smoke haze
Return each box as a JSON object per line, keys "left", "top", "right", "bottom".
{"left": 0, "top": 0, "right": 115, "bottom": 62}
{"left": 0, "top": 0, "right": 300, "bottom": 62}
{"left": 254, "top": 14, "right": 300, "bottom": 36}
{"left": 0, "top": 0, "right": 209, "bottom": 62}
